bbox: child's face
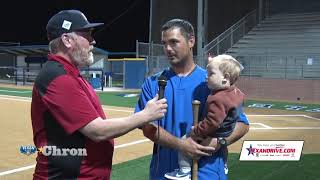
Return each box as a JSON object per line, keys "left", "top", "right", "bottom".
{"left": 206, "top": 62, "right": 229, "bottom": 90}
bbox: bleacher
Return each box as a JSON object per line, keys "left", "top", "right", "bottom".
{"left": 226, "top": 12, "right": 320, "bottom": 79}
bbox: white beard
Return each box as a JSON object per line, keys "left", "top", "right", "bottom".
{"left": 72, "top": 43, "right": 94, "bottom": 67}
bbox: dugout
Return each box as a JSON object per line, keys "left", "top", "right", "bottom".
{"left": 107, "top": 58, "right": 146, "bottom": 89}
{"left": 0, "top": 44, "right": 109, "bottom": 87}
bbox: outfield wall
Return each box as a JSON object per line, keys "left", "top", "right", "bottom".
{"left": 237, "top": 77, "right": 320, "bottom": 103}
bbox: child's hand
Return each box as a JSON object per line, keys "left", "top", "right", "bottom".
{"left": 200, "top": 137, "right": 221, "bottom": 153}
{"left": 189, "top": 126, "right": 205, "bottom": 142}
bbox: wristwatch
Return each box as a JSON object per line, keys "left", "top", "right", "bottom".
{"left": 217, "top": 137, "right": 227, "bottom": 147}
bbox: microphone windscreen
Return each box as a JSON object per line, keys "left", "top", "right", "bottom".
{"left": 158, "top": 75, "right": 167, "bottom": 99}
{"left": 158, "top": 75, "right": 167, "bottom": 86}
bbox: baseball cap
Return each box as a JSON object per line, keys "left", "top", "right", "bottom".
{"left": 46, "top": 10, "right": 104, "bottom": 41}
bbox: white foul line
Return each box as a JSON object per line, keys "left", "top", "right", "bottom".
{"left": 0, "top": 95, "right": 133, "bottom": 113}
{"left": 0, "top": 164, "right": 36, "bottom": 176}
{"left": 247, "top": 114, "right": 310, "bottom": 117}
{"left": 250, "top": 127, "right": 320, "bottom": 130}
{"left": 251, "top": 122, "right": 272, "bottom": 129}
{"left": 115, "top": 139, "right": 150, "bottom": 149}
{"left": 250, "top": 121, "right": 320, "bottom": 130}
{"left": 0, "top": 138, "right": 151, "bottom": 176}
{"left": 0, "top": 95, "right": 31, "bottom": 102}
{"left": 303, "top": 115, "right": 320, "bottom": 121}
{"left": 1, "top": 95, "right": 319, "bottom": 118}
{"left": 102, "top": 107, "right": 133, "bottom": 113}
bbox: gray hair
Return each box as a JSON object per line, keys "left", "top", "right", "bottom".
{"left": 48, "top": 32, "right": 78, "bottom": 53}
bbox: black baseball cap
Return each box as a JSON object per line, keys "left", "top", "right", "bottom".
{"left": 46, "top": 10, "right": 104, "bottom": 41}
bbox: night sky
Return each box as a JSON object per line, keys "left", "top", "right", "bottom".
{"left": 0, "top": 0, "right": 150, "bottom": 52}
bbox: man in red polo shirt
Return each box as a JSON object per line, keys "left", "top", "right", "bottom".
{"left": 31, "top": 9, "right": 167, "bottom": 180}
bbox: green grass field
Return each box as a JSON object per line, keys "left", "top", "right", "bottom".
{"left": 112, "top": 153, "right": 320, "bottom": 180}
{"left": 0, "top": 87, "right": 319, "bottom": 110}
{"left": 0, "top": 87, "right": 320, "bottom": 179}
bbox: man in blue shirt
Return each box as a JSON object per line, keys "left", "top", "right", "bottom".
{"left": 135, "top": 19, "right": 249, "bottom": 180}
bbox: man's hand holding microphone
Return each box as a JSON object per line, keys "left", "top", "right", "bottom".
{"left": 142, "top": 94, "right": 167, "bottom": 123}
{"left": 141, "top": 75, "right": 168, "bottom": 123}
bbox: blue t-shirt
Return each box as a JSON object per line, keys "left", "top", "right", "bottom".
{"left": 135, "top": 66, "right": 249, "bottom": 180}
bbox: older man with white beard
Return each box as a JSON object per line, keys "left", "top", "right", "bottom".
{"left": 30, "top": 10, "right": 167, "bottom": 180}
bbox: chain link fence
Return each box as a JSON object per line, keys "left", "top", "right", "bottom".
{"left": 136, "top": 41, "right": 320, "bottom": 79}
{"left": 136, "top": 42, "right": 207, "bottom": 76}
{"left": 236, "top": 55, "right": 320, "bottom": 79}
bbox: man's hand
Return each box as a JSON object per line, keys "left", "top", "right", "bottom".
{"left": 179, "top": 137, "right": 216, "bottom": 160}
{"left": 142, "top": 95, "right": 167, "bottom": 122}
{"left": 200, "top": 137, "right": 221, "bottom": 153}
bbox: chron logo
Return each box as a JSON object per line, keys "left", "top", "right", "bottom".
{"left": 38, "top": 146, "right": 87, "bottom": 156}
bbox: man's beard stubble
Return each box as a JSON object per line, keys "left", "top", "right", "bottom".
{"left": 71, "top": 43, "right": 94, "bottom": 67}
{"left": 168, "top": 56, "right": 188, "bottom": 68}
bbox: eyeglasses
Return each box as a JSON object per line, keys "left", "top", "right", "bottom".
{"left": 61, "top": 30, "right": 94, "bottom": 43}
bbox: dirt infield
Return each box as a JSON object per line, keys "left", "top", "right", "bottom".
{"left": 0, "top": 95, "right": 319, "bottom": 179}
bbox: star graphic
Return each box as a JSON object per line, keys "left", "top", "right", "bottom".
{"left": 246, "top": 144, "right": 255, "bottom": 156}
{"left": 37, "top": 147, "right": 43, "bottom": 154}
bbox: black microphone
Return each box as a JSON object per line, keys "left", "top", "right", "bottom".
{"left": 157, "top": 75, "right": 167, "bottom": 99}
{"left": 155, "top": 75, "right": 167, "bottom": 176}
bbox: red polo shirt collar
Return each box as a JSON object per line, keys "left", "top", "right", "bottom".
{"left": 48, "top": 53, "right": 80, "bottom": 77}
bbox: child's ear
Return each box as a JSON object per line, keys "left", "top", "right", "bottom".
{"left": 224, "top": 73, "right": 230, "bottom": 80}
{"left": 223, "top": 73, "right": 230, "bottom": 84}
{"left": 222, "top": 79, "right": 227, "bottom": 84}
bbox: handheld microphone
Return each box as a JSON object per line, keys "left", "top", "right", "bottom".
{"left": 155, "top": 75, "right": 167, "bottom": 176}
{"left": 157, "top": 75, "right": 167, "bottom": 99}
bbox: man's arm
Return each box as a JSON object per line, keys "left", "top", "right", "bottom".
{"left": 80, "top": 96, "right": 167, "bottom": 142}
{"left": 142, "top": 123, "right": 215, "bottom": 159}
{"left": 201, "top": 121, "right": 249, "bottom": 150}
{"left": 225, "top": 121, "right": 249, "bottom": 146}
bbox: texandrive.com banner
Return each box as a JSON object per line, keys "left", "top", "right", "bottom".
{"left": 239, "top": 140, "right": 304, "bottom": 161}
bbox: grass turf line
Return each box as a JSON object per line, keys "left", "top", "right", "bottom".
{"left": 0, "top": 87, "right": 319, "bottom": 111}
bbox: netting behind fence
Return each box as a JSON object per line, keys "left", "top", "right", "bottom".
{"left": 0, "top": 66, "right": 39, "bottom": 85}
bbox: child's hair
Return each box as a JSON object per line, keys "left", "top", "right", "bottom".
{"left": 207, "top": 54, "right": 243, "bottom": 85}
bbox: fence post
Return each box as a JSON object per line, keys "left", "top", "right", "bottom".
{"left": 217, "top": 41, "right": 219, "bottom": 55}
{"left": 109, "top": 75, "right": 112, "bottom": 87}
{"left": 136, "top": 40, "right": 139, "bottom": 58}
{"left": 23, "top": 68, "right": 26, "bottom": 85}
{"left": 150, "top": 41, "right": 154, "bottom": 76}
{"left": 284, "top": 56, "right": 287, "bottom": 79}
{"left": 230, "top": 26, "right": 234, "bottom": 47}
{"left": 243, "top": 21, "right": 246, "bottom": 36}
{"left": 13, "top": 67, "right": 16, "bottom": 85}
{"left": 249, "top": 58, "right": 251, "bottom": 79}
{"left": 301, "top": 64, "right": 304, "bottom": 79}
{"left": 265, "top": 55, "right": 268, "bottom": 72}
